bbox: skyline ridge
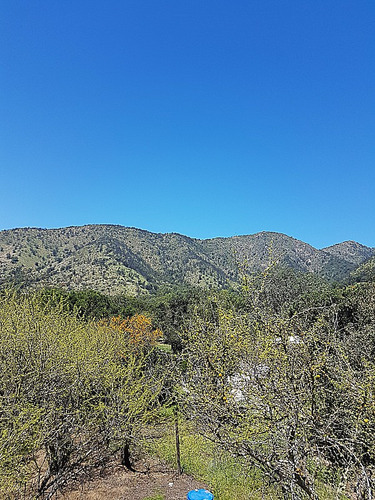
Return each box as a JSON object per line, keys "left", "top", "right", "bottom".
{"left": 1, "top": 223, "right": 373, "bottom": 251}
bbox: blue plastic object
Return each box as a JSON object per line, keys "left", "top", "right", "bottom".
{"left": 187, "top": 489, "right": 214, "bottom": 500}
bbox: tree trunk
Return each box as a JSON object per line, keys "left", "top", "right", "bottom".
{"left": 121, "top": 440, "right": 135, "bottom": 471}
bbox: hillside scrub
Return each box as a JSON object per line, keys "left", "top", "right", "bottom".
{"left": 177, "top": 275, "right": 375, "bottom": 499}
{"left": 0, "top": 291, "right": 164, "bottom": 498}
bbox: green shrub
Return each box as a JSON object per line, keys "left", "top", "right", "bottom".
{"left": 0, "top": 290, "right": 163, "bottom": 498}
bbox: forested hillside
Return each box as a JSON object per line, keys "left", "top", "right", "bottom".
{"left": 0, "top": 225, "right": 374, "bottom": 294}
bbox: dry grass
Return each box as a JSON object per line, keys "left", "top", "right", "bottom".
{"left": 59, "top": 458, "right": 208, "bottom": 500}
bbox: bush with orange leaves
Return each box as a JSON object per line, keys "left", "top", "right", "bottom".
{"left": 102, "top": 314, "right": 163, "bottom": 350}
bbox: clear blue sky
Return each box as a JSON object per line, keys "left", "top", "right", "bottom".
{"left": 1, "top": 1, "right": 374, "bottom": 248}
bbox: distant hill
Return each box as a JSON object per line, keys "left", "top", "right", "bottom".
{"left": 322, "top": 241, "right": 375, "bottom": 265}
{"left": 0, "top": 225, "right": 374, "bottom": 295}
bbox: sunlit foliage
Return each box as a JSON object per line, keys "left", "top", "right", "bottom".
{"left": 103, "top": 314, "right": 163, "bottom": 349}
{"left": 0, "top": 291, "right": 163, "bottom": 498}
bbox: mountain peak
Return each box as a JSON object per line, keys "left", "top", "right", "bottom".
{"left": 322, "top": 241, "right": 375, "bottom": 265}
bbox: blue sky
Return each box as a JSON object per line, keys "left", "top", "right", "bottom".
{"left": 1, "top": 1, "right": 374, "bottom": 248}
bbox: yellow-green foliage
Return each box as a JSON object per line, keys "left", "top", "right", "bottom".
{"left": 0, "top": 291, "right": 162, "bottom": 497}
{"left": 179, "top": 291, "right": 375, "bottom": 499}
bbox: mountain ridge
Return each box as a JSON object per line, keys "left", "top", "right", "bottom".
{"left": 0, "top": 225, "right": 374, "bottom": 294}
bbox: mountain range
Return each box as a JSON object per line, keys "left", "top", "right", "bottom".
{"left": 0, "top": 225, "right": 374, "bottom": 295}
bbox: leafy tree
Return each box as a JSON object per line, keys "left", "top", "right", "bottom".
{"left": 100, "top": 314, "right": 163, "bottom": 352}
{"left": 178, "top": 278, "right": 375, "bottom": 499}
{"left": 0, "top": 291, "right": 163, "bottom": 498}
{"left": 36, "top": 288, "right": 116, "bottom": 319}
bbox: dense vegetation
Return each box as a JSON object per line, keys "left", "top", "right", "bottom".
{"left": 1, "top": 265, "right": 375, "bottom": 499}
{"left": 178, "top": 274, "right": 375, "bottom": 499}
{"left": 1, "top": 225, "right": 374, "bottom": 295}
{"left": 0, "top": 291, "right": 166, "bottom": 498}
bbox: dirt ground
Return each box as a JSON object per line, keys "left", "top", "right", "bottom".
{"left": 60, "top": 459, "right": 209, "bottom": 500}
